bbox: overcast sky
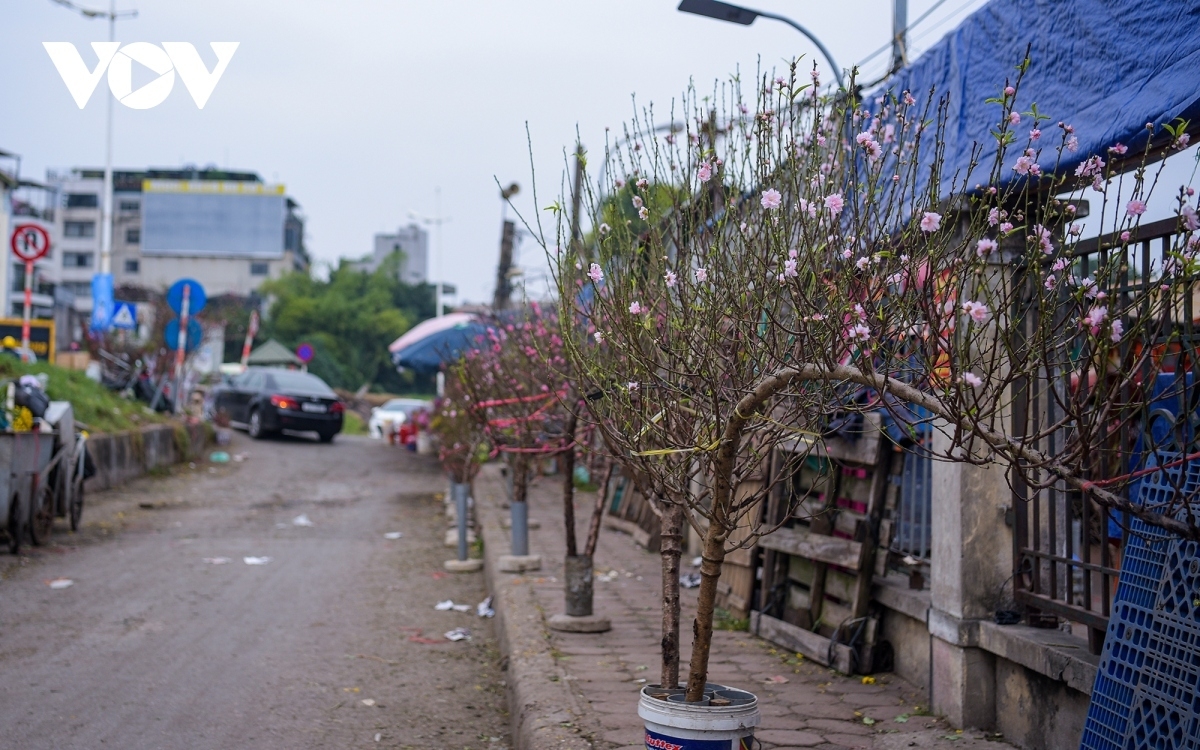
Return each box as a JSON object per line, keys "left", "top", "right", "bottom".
{"left": 1, "top": 0, "right": 1004, "bottom": 304}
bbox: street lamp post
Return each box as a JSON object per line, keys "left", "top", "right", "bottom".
{"left": 409, "top": 189, "right": 451, "bottom": 319}
{"left": 677, "top": 0, "right": 845, "bottom": 89}
{"left": 49, "top": 0, "right": 137, "bottom": 327}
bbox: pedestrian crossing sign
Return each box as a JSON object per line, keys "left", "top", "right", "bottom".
{"left": 111, "top": 301, "right": 138, "bottom": 330}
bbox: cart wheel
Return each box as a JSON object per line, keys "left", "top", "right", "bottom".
{"left": 6, "top": 494, "right": 21, "bottom": 554}
{"left": 28, "top": 480, "right": 54, "bottom": 547}
{"left": 69, "top": 474, "right": 84, "bottom": 532}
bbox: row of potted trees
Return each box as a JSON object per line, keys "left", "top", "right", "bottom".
{"left": 430, "top": 58, "right": 1200, "bottom": 744}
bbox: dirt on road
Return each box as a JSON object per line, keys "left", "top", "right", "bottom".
{"left": 0, "top": 432, "right": 508, "bottom": 750}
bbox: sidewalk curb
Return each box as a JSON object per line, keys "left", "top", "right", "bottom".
{"left": 476, "top": 465, "right": 595, "bottom": 750}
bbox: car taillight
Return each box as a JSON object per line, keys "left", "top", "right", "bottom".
{"left": 330, "top": 401, "right": 345, "bottom": 413}
{"left": 270, "top": 394, "right": 296, "bottom": 410}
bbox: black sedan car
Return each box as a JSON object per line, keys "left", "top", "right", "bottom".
{"left": 211, "top": 367, "right": 345, "bottom": 442}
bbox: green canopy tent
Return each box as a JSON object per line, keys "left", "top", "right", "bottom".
{"left": 246, "top": 338, "right": 301, "bottom": 368}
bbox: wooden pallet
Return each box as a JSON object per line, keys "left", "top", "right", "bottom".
{"left": 602, "top": 470, "right": 662, "bottom": 551}
{"left": 755, "top": 412, "right": 900, "bottom": 673}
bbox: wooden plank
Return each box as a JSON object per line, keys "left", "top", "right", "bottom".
{"left": 848, "top": 447, "right": 897, "bottom": 619}
{"left": 833, "top": 510, "right": 863, "bottom": 538}
{"left": 716, "top": 563, "right": 754, "bottom": 616}
{"left": 786, "top": 582, "right": 812, "bottom": 611}
{"left": 759, "top": 451, "right": 786, "bottom": 613}
{"left": 781, "top": 412, "right": 884, "bottom": 465}
{"left": 824, "top": 567, "right": 858, "bottom": 603}
{"left": 787, "top": 555, "right": 817, "bottom": 586}
{"left": 818, "top": 598, "right": 854, "bottom": 631}
{"left": 758, "top": 526, "right": 862, "bottom": 570}
{"left": 750, "top": 611, "right": 854, "bottom": 673}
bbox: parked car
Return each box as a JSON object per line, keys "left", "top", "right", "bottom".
{"left": 368, "top": 398, "right": 429, "bottom": 439}
{"left": 210, "top": 367, "right": 344, "bottom": 442}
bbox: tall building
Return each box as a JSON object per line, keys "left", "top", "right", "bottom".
{"left": 48, "top": 166, "right": 308, "bottom": 312}
{"left": 350, "top": 223, "right": 428, "bottom": 284}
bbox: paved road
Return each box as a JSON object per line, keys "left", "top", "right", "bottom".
{"left": 0, "top": 432, "right": 508, "bottom": 750}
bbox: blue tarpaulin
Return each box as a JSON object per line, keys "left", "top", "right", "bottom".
{"left": 873, "top": 1, "right": 1200, "bottom": 197}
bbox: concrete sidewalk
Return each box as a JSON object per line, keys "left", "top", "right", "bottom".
{"left": 475, "top": 464, "right": 1014, "bottom": 750}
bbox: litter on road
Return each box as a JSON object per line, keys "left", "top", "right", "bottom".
{"left": 243, "top": 556, "right": 272, "bottom": 565}
{"left": 232, "top": 453, "right": 247, "bottom": 462}
{"left": 203, "top": 557, "right": 232, "bottom": 565}
{"left": 383, "top": 531, "right": 403, "bottom": 539}
{"left": 292, "top": 514, "right": 314, "bottom": 527}
{"left": 476, "top": 596, "right": 495, "bottom": 618}
{"left": 444, "top": 627, "right": 471, "bottom": 641}
{"left": 46, "top": 578, "right": 74, "bottom": 589}
{"left": 679, "top": 573, "right": 701, "bottom": 588}
{"left": 361, "top": 698, "right": 376, "bottom": 707}
{"left": 210, "top": 451, "right": 230, "bottom": 463}
{"left": 435, "top": 600, "right": 471, "bottom": 612}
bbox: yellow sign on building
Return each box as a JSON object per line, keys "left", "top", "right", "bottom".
{"left": 0, "top": 318, "right": 55, "bottom": 362}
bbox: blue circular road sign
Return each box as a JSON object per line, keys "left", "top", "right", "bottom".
{"left": 166, "top": 278, "right": 207, "bottom": 316}
{"left": 165, "top": 318, "right": 204, "bottom": 352}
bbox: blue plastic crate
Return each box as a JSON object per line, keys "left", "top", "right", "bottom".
{"left": 1080, "top": 455, "right": 1200, "bottom": 750}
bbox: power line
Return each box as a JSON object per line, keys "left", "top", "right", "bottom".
{"left": 854, "top": 0, "right": 954, "bottom": 70}
{"left": 48, "top": 0, "right": 136, "bottom": 19}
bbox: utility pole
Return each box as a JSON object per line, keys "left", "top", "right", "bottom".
{"left": 408, "top": 189, "right": 450, "bottom": 318}
{"left": 493, "top": 182, "right": 520, "bottom": 311}
{"left": 493, "top": 220, "right": 516, "bottom": 311}
{"left": 891, "top": 0, "right": 908, "bottom": 73}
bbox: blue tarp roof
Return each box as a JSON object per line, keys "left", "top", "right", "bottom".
{"left": 873, "top": 0, "right": 1200, "bottom": 197}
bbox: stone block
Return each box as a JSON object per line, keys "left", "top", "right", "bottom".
{"left": 443, "top": 558, "right": 483, "bottom": 573}
{"left": 548, "top": 613, "right": 612, "bottom": 633}
{"left": 498, "top": 553, "right": 542, "bottom": 573}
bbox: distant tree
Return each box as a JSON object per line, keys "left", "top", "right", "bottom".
{"left": 259, "top": 253, "right": 435, "bottom": 392}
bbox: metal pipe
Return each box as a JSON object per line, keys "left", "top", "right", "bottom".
{"left": 511, "top": 500, "right": 529, "bottom": 557}
{"left": 452, "top": 482, "right": 470, "bottom": 562}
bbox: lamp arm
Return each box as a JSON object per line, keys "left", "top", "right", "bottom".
{"left": 756, "top": 11, "right": 845, "bottom": 89}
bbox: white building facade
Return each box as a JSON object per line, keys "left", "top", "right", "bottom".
{"left": 350, "top": 223, "right": 428, "bottom": 284}
{"left": 48, "top": 167, "right": 308, "bottom": 312}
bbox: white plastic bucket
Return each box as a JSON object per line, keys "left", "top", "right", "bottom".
{"left": 638, "top": 683, "right": 760, "bottom": 749}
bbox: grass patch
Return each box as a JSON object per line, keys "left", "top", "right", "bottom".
{"left": 342, "top": 410, "right": 367, "bottom": 435}
{"left": 713, "top": 607, "right": 749, "bottom": 632}
{"left": 0, "top": 358, "right": 165, "bottom": 433}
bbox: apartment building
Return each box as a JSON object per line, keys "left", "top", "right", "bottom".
{"left": 49, "top": 166, "right": 308, "bottom": 312}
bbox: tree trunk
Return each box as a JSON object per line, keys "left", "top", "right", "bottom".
{"left": 659, "top": 500, "right": 685, "bottom": 689}
{"left": 684, "top": 423, "right": 739, "bottom": 702}
{"left": 685, "top": 516, "right": 728, "bottom": 701}
{"left": 562, "top": 410, "right": 578, "bottom": 557}
{"left": 584, "top": 461, "right": 615, "bottom": 558}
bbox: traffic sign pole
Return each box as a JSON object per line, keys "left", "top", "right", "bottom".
{"left": 240, "top": 309, "right": 259, "bottom": 367}
{"left": 173, "top": 285, "right": 190, "bottom": 413}
{"left": 21, "top": 260, "right": 33, "bottom": 362}
{"left": 10, "top": 223, "right": 51, "bottom": 363}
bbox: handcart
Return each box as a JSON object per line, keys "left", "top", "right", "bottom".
{"left": 2, "top": 401, "right": 87, "bottom": 554}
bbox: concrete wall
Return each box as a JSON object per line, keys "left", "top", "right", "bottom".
{"left": 881, "top": 606, "right": 930, "bottom": 693}
{"left": 994, "top": 658, "right": 1090, "bottom": 749}
{"left": 85, "top": 422, "right": 209, "bottom": 492}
